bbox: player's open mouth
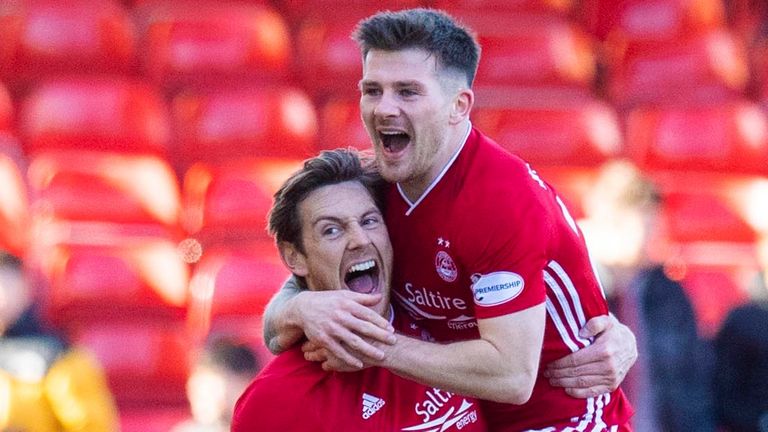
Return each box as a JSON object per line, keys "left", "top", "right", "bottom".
{"left": 379, "top": 131, "right": 410, "bottom": 154}
{"left": 343, "top": 259, "right": 380, "bottom": 294}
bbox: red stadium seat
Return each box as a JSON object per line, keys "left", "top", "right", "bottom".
{"left": 317, "top": 95, "right": 372, "bottom": 152}
{"left": 137, "top": 1, "right": 291, "bottom": 90}
{"left": 182, "top": 158, "right": 302, "bottom": 245}
{"left": 69, "top": 320, "right": 192, "bottom": 405}
{"left": 425, "top": 11, "right": 597, "bottom": 92}
{"left": 582, "top": 0, "right": 725, "bottom": 42}
{"left": 625, "top": 101, "right": 768, "bottom": 174}
{"left": 648, "top": 171, "right": 767, "bottom": 244}
{"left": 471, "top": 98, "right": 623, "bottom": 167}
{"left": 20, "top": 78, "right": 170, "bottom": 156}
{"left": 0, "top": 136, "right": 29, "bottom": 256}
{"left": 27, "top": 150, "right": 181, "bottom": 229}
{"left": 187, "top": 242, "right": 288, "bottom": 326}
{"left": 171, "top": 86, "right": 317, "bottom": 170}
{"left": 607, "top": 30, "right": 750, "bottom": 108}
{"left": 293, "top": 13, "right": 365, "bottom": 99}
{"left": 38, "top": 237, "right": 189, "bottom": 326}
{"left": 0, "top": 0, "right": 137, "bottom": 88}
{"left": 474, "top": 20, "right": 597, "bottom": 89}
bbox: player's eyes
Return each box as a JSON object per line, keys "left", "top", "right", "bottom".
{"left": 322, "top": 226, "right": 341, "bottom": 237}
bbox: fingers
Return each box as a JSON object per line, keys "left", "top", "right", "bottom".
{"left": 544, "top": 360, "right": 609, "bottom": 379}
{"left": 345, "top": 310, "right": 396, "bottom": 346}
{"left": 546, "top": 373, "right": 613, "bottom": 391}
{"left": 564, "top": 385, "right": 615, "bottom": 399}
{"left": 321, "top": 356, "right": 363, "bottom": 372}
{"left": 347, "top": 294, "right": 395, "bottom": 332}
{"left": 579, "top": 314, "right": 612, "bottom": 339}
{"left": 311, "top": 336, "right": 364, "bottom": 369}
{"left": 547, "top": 342, "right": 608, "bottom": 370}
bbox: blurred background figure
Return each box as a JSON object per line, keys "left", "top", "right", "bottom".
{"left": 172, "top": 338, "right": 261, "bottom": 432}
{"left": 0, "top": 252, "right": 119, "bottom": 432}
{"left": 713, "top": 234, "right": 768, "bottom": 432}
{"left": 579, "top": 160, "right": 716, "bottom": 432}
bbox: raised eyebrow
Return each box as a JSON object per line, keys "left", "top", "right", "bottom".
{"left": 359, "top": 79, "right": 379, "bottom": 89}
{"left": 311, "top": 216, "right": 343, "bottom": 229}
{"left": 361, "top": 207, "right": 384, "bottom": 219}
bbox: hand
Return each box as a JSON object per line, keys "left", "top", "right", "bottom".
{"left": 544, "top": 314, "right": 637, "bottom": 398}
{"left": 301, "top": 340, "right": 373, "bottom": 372}
{"left": 295, "top": 290, "right": 396, "bottom": 369}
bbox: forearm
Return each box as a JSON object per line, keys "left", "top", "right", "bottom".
{"left": 262, "top": 276, "right": 307, "bottom": 354}
{"left": 377, "top": 305, "right": 545, "bottom": 404}
{"left": 380, "top": 336, "right": 537, "bottom": 404}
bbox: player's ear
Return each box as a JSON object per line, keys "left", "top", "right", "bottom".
{"left": 279, "top": 241, "right": 309, "bottom": 277}
{"left": 450, "top": 87, "right": 474, "bottom": 124}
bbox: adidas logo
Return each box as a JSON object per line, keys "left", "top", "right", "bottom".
{"left": 362, "top": 393, "right": 386, "bottom": 419}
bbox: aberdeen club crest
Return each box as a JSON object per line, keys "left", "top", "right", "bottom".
{"left": 435, "top": 250, "right": 458, "bottom": 282}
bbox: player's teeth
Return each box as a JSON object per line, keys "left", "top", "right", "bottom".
{"left": 348, "top": 260, "right": 375, "bottom": 273}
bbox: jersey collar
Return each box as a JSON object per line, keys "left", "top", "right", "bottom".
{"left": 397, "top": 121, "right": 472, "bottom": 216}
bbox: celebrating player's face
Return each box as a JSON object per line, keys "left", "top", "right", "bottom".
{"left": 359, "top": 48, "right": 457, "bottom": 191}
{"left": 289, "top": 181, "right": 393, "bottom": 317}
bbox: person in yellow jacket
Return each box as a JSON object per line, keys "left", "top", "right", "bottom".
{"left": 0, "top": 253, "right": 119, "bottom": 432}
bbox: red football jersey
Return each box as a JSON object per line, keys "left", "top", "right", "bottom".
{"left": 232, "top": 314, "right": 487, "bottom": 432}
{"left": 386, "top": 126, "right": 633, "bottom": 430}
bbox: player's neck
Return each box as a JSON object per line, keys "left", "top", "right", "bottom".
{"left": 399, "top": 121, "right": 470, "bottom": 201}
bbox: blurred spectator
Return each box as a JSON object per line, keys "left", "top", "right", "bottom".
{"left": 0, "top": 252, "right": 119, "bottom": 432}
{"left": 172, "top": 338, "right": 261, "bottom": 432}
{"left": 713, "top": 235, "right": 768, "bottom": 432}
{"left": 580, "top": 160, "right": 716, "bottom": 432}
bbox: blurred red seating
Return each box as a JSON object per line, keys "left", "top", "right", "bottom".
{"left": 0, "top": 82, "right": 12, "bottom": 132}
{"left": 279, "top": 0, "right": 422, "bottom": 23}
{"left": 293, "top": 14, "right": 364, "bottom": 99}
{"left": 0, "top": 0, "right": 137, "bottom": 89}
{"left": 137, "top": 1, "right": 291, "bottom": 91}
{"left": 68, "top": 319, "right": 192, "bottom": 405}
{"left": 651, "top": 171, "right": 767, "bottom": 244}
{"left": 120, "top": 406, "right": 189, "bottom": 432}
{"left": 27, "top": 150, "right": 181, "bottom": 229}
{"left": 38, "top": 237, "right": 189, "bottom": 325}
{"left": 437, "top": 11, "right": 598, "bottom": 103}
{"left": 625, "top": 101, "right": 768, "bottom": 174}
{"left": 582, "top": 0, "right": 726, "bottom": 42}
{"left": 182, "top": 158, "right": 302, "bottom": 246}
{"left": 317, "top": 95, "right": 372, "bottom": 152}
{"left": 472, "top": 98, "right": 622, "bottom": 167}
{"left": 172, "top": 86, "right": 317, "bottom": 171}
{"left": 607, "top": 30, "right": 750, "bottom": 108}
{"left": 0, "top": 137, "right": 29, "bottom": 256}
{"left": 434, "top": 0, "right": 575, "bottom": 15}
{"left": 20, "top": 78, "right": 170, "bottom": 156}
{"left": 187, "top": 242, "right": 288, "bottom": 325}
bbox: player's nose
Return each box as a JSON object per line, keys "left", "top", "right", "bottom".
{"left": 373, "top": 92, "right": 399, "bottom": 118}
{"left": 347, "top": 223, "right": 372, "bottom": 249}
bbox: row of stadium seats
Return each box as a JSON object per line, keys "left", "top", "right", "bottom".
{"left": 3, "top": 77, "right": 768, "bottom": 177}
{"left": 1, "top": 0, "right": 768, "bottom": 106}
